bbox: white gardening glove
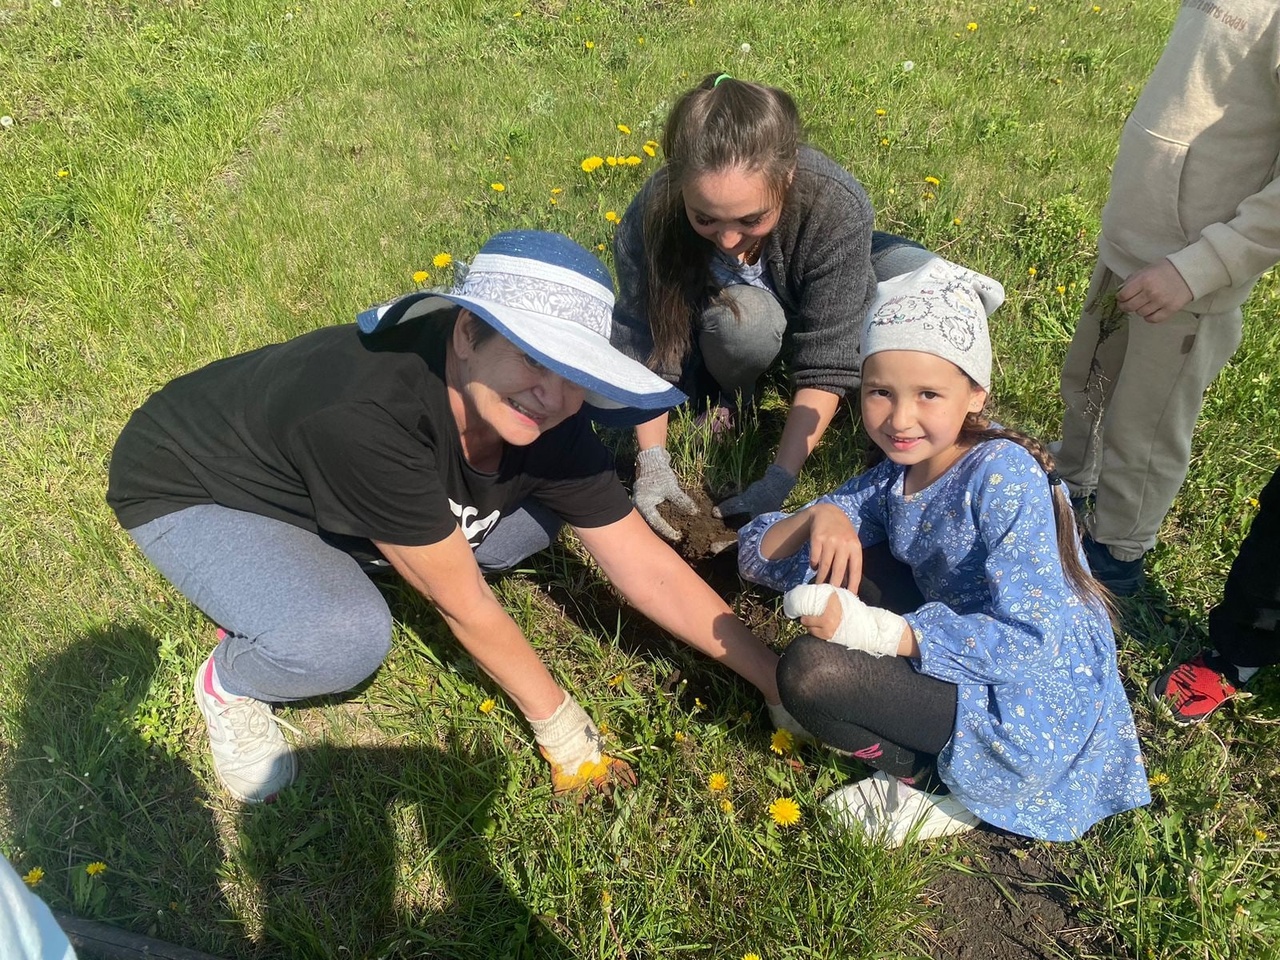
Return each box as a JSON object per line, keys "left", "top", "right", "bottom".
{"left": 528, "top": 693, "right": 637, "bottom": 797}
{"left": 767, "top": 701, "right": 817, "bottom": 744}
{"left": 783, "top": 583, "right": 907, "bottom": 658}
{"left": 633, "top": 447, "right": 698, "bottom": 541}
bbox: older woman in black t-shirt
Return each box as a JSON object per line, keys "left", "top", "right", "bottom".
{"left": 108, "top": 231, "right": 800, "bottom": 803}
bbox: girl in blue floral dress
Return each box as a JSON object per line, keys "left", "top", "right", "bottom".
{"left": 739, "top": 258, "right": 1150, "bottom": 845}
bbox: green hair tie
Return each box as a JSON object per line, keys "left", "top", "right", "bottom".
{"left": 713, "top": 73, "right": 732, "bottom": 87}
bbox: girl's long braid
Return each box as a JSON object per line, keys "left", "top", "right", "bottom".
{"left": 959, "top": 412, "right": 1118, "bottom": 622}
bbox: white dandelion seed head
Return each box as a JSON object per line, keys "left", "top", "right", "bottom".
{"left": 902, "top": 60, "right": 915, "bottom": 72}
{"left": 739, "top": 42, "right": 751, "bottom": 54}
{"left": 51, "top": 0, "right": 61, "bottom": 6}
{"left": 0, "top": 116, "right": 13, "bottom": 129}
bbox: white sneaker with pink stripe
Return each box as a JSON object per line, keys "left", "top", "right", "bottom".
{"left": 193, "top": 655, "right": 298, "bottom": 803}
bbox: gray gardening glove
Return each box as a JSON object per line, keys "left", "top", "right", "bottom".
{"left": 713, "top": 464, "right": 797, "bottom": 520}
{"left": 633, "top": 447, "right": 698, "bottom": 541}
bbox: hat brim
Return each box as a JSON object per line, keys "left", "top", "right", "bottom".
{"left": 359, "top": 291, "right": 686, "bottom": 415}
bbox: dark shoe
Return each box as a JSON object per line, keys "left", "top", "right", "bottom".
{"left": 1148, "top": 651, "right": 1242, "bottom": 725}
{"left": 1082, "top": 535, "right": 1145, "bottom": 596}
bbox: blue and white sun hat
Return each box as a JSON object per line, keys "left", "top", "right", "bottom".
{"left": 358, "top": 230, "right": 686, "bottom": 423}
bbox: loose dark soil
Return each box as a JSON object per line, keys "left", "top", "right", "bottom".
{"left": 652, "top": 485, "right": 1113, "bottom": 960}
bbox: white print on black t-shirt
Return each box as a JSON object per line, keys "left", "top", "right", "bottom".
{"left": 450, "top": 498, "right": 501, "bottom": 547}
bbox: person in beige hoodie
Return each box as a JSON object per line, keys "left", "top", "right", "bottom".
{"left": 1057, "top": 0, "right": 1280, "bottom": 595}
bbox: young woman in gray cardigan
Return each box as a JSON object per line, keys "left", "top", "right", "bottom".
{"left": 610, "top": 74, "right": 930, "bottom": 537}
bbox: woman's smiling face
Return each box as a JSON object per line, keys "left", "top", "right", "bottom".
{"left": 682, "top": 165, "right": 785, "bottom": 259}
{"left": 451, "top": 313, "right": 587, "bottom": 452}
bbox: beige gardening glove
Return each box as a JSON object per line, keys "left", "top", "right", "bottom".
{"left": 529, "top": 693, "right": 637, "bottom": 797}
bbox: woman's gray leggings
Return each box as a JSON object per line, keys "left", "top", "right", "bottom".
{"left": 126, "top": 502, "right": 559, "bottom": 703}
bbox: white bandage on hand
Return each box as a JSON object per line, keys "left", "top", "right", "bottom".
{"left": 782, "top": 583, "right": 907, "bottom": 658}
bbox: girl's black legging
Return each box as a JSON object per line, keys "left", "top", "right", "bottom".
{"left": 777, "top": 543, "right": 958, "bottom": 786}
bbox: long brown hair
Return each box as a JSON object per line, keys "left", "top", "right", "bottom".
{"left": 865, "top": 407, "right": 1118, "bottom": 622}
{"left": 642, "top": 74, "right": 801, "bottom": 375}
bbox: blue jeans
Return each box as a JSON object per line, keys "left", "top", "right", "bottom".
{"left": 126, "top": 502, "right": 561, "bottom": 701}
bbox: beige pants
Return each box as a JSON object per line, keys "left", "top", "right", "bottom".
{"left": 1056, "top": 261, "right": 1244, "bottom": 561}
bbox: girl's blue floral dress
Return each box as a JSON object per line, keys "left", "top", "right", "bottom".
{"left": 740, "top": 438, "right": 1150, "bottom": 841}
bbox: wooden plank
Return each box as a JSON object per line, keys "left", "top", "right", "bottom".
{"left": 52, "top": 912, "right": 229, "bottom": 960}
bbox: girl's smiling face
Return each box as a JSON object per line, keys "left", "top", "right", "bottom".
{"left": 860, "top": 350, "right": 988, "bottom": 494}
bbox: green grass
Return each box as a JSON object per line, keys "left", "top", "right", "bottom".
{"left": 3, "top": 0, "right": 1279, "bottom": 957}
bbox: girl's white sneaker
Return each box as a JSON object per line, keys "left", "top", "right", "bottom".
{"left": 823, "top": 770, "right": 980, "bottom": 847}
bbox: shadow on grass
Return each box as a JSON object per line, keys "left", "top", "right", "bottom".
{"left": 6, "top": 625, "right": 575, "bottom": 960}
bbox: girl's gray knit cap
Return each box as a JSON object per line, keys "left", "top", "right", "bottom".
{"left": 861, "top": 257, "right": 1004, "bottom": 389}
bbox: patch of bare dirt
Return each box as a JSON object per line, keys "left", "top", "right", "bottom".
{"left": 925, "top": 831, "right": 1113, "bottom": 959}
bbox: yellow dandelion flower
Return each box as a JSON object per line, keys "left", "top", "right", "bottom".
{"left": 86, "top": 861, "right": 108, "bottom": 877}
{"left": 597, "top": 720, "right": 611, "bottom": 736}
{"left": 549, "top": 198, "right": 558, "bottom": 205}
{"left": 743, "top": 954, "right": 762, "bottom": 960}
{"left": 953, "top": 217, "right": 962, "bottom": 226}
{"left": 1092, "top": 4, "right": 1101, "bottom": 11}
{"left": 1056, "top": 285, "right": 1067, "bottom": 294}
{"left": 412, "top": 270, "right": 428, "bottom": 284}
{"left": 57, "top": 169, "right": 69, "bottom": 178}
{"left": 1148, "top": 771, "right": 1170, "bottom": 787}
{"left": 643, "top": 144, "right": 656, "bottom": 158}
{"left": 551, "top": 187, "right": 562, "bottom": 195}
{"left": 1028, "top": 4, "right": 1037, "bottom": 10}
{"left": 770, "top": 729, "right": 794, "bottom": 755}
{"left": 617, "top": 123, "right": 631, "bottom": 135}
{"left": 1250, "top": 497, "right": 1261, "bottom": 507}
{"left": 605, "top": 210, "right": 620, "bottom": 223}
{"left": 596, "top": 243, "right": 606, "bottom": 251}
{"left": 924, "top": 175, "right": 941, "bottom": 186}
{"left": 719, "top": 798, "right": 734, "bottom": 814}
{"left": 880, "top": 137, "right": 890, "bottom": 146}
{"left": 673, "top": 731, "right": 686, "bottom": 743}
{"left": 512, "top": 9, "right": 522, "bottom": 17}
{"left": 607, "top": 673, "right": 625, "bottom": 686}
{"left": 875, "top": 108, "right": 887, "bottom": 117}
{"left": 693, "top": 697, "right": 706, "bottom": 712}
{"left": 490, "top": 182, "right": 505, "bottom": 192}
{"left": 433, "top": 252, "right": 453, "bottom": 269}
{"left": 624, "top": 155, "right": 642, "bottom": 165}
{"left": 1027, "top": 266, "right": 1037, "bottom": 276}
{"left": 966, "top": 21, "right": 978, "bottom": 31}
{"left": 1256, "top": 829, "right": 1269, "bottom": 841}
{"left": 479, "top": 698, "right": 496, "bottom": 714}
{"left": 644, "top": 139, "right": 659, "bottom": 151}
{"left": 708, "top": 772, "right": 729, "bottom": 792}
{"left": 923, "top": 191, "right": 935, "bottom": 201}
{"left": 22, "top": 867, "right": 44, "bottom": 887}
{"left": 581, "top": 156, "right": 604, "bottom": 172}
{"left": 768, "top": 796, "right": 801, "bottom": 827}
{"left": 636, "top": 36, "right": 644, "bottom": 44}
{"left": 585, "top": 40, "right": 595, "bottom": 49}
{"left": 606, "top": 156, "right": 618, "bottom": 166}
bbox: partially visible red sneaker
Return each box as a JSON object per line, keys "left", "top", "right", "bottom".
{"left": 1148, "top": 652, "right": 1241, "bottom": 725}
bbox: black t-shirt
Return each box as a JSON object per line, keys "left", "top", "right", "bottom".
{"left": 107, "top": 312, "right": 632, "bottom": 552}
